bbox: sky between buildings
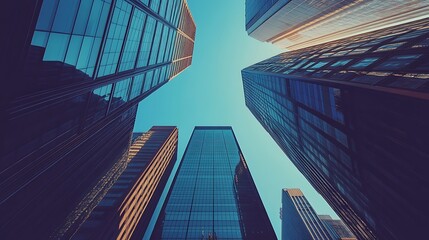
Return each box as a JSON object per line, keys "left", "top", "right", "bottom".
{"left": 134, "top": 0, "right": 338, "bottom": 237}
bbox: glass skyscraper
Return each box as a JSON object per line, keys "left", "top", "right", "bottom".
{"left": 242, "top": 18, "right": 429, "bottom": 240}
{"left": 0, "top": 0, "right": 195, "bottom": 239}
{"left": 245, "top": 0, "right": 429, "bottom": 50}
{"left": 71, "top": 126, "right": 178, "bottom": 239}
{"left": 152, "top": 126, "right": 277, "bottom": 239}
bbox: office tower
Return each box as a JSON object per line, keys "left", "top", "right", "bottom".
{"left": 242, "top": 18, "right": 429, "bottom": 240}
{"left": 152, "top": 127, "right": 277, "bottom": 239}
{"left": 319, "top": 215, "right": 357, "bottom": 240}
{"left": 245, "top": 0, "right": 429, "bottom": 50}
{"left": 281, "top": 189, "right": 335, "bottom": 240}
{"left": 0, "top": 0, "right": 195, "bottom": 239}
{"left": 71, "top": 126, "right": 178, "bottom": 239}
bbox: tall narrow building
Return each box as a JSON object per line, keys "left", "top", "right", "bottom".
{"left": 152, "top": 126, "right": 277, "bottom": 239}
{"left": 0, "top": 0, "right": 195, "bottom": 239}
{"left": 281, "top": 189, "right": 335, "bottom": 240}
{"left": 71, "top": 126, "right": 178, "bottom": 239}
{"left": 242, "top": 18, "right": 429, "bottom": 240}
{"left": 245, "top": 0, "right": 429, "bottom": 49}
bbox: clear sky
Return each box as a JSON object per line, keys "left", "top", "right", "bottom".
{"left": 134, "top": 0, "right": 338, "bottom": 237}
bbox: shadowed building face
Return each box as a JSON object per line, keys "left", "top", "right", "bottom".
{"left": 242, "top": 18, "right": 429, "bottom": 240}
{"left": 0, "top": 0, "right": 195, "bottom": 239}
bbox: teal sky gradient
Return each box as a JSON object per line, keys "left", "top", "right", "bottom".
{"left": 134, "top": 0, "right": 338, "bottom": 237}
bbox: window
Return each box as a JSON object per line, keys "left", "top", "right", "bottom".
{"left": 375, "top": 42, "right": 405, "bottom": 52}
{"left": 350, "top": 57, "right": 379, "bottom": 69}
{"left": 375, "top": 54, "right": 421, "bottom": 70}
{"left": 136, "top": 16, "right": 156, "bottom": 68}
{"left": 129, "top": 74, "right": 145, "bottom": 100}
{"left": 119, "top": 9, "right": 147, "bottom": 72}
{"left": 148, "top": 23, "right": 164, "bottom": 66}
{"left": 110, "top": 78, "right": 132, "bottom": 111}
{"left": 52, "top": 0, "right": 80, "bottom": 33}
{"left": 65, "top": 35, "right": 83, "bottom": 65}
{"left": 143, "top": 70, "right": 154, "bottom": 92}
{"left": 97, "top": 0, "right": 132, "bottom": 77}
{"left": 85, "top": 84, "right": 113, "bottom": 126}
{"left": 330, "top": 59, "right": 352, "bottom": 68}
{"left": 35, "top": 0, "right": 59, "bottom": 31}
{"left": 43, "top": 33, "right": 70, "bottom": 62}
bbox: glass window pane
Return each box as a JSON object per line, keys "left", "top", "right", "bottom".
{"left": 148, "top": 23, "right": 163, "bottom": 66}
{"left": 52, "top": 0, "right": 80, "bottom": 33}
{"left": 136, "top": 16, "right": 156, "bottom": 68}
{"left": 43, "top": 33, "right": 70, "bottom": 62}
{"left": 350, "top": 57, "right": 379, "bottom": 69}
{"left": 76, "top": 36, "right": 94, "bottom": 69}
{"left": 86, "top": 0, "right": 103, "bottom": 36}
{"left": 65, "top": 35, "right": 83, "bottom": 65}
{"left": 35, "top": 0, "right": 59, "bottom": 31}
{"left": 73, "top": 0, "right": 94, "bottom": 35}
{"left": 375, "top": 54, "right": 422, "bottom": 70}
{"left": 110, "top": 78, "right": 132, "bottom": 111}
{"left": 85, "top": 84, "right": 112, "bottom": 126}
{"left": 31, "top": 31, "right": 50, "bottom": 48}
{"left": 96, "top": 0, "right": 132, "bottom": 77}
{"left": 143, "top": 70, "right": 154, "bottom": 92}
{"left": 119, "top": 9, "right": 147, "bottom": 72}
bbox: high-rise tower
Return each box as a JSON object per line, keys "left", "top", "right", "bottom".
{"left": 0, "top": 0, "right": 195, "bottom": 238}
{"left": 152, "top": 127, "right": 277, "bottom": 239}
{"left": 242, "top": 18, "right": 429, "bottom": 239}
{"left": 71, "top": 126, "right": 178, "bottom": 239}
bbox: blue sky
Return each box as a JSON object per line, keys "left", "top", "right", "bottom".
{"left": 134, "top": 0, "right": 338, "bottom": 237}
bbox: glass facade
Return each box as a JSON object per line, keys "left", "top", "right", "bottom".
{"left": 242, "top": 19, "right": 429, "bottom": 240}
{"left": 1, "top": 0, "right": 195, "bottom": 239}
{"left": 245, "top": 0, "right": 429, "bottom": 50}
{"left": 152, "top": 127, "right": 277, "bottom": 240}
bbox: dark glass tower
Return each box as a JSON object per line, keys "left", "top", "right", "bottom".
{"left": 245, "top": 0, "right": 429, "bottom": 49}
{"left": 152, "top": 126, "right": 277, "bottom": 239}
{"left": 0, "top": 0, "right": 195, "bottom": 239}
{"left": 242, "top": 18, "right": 429, "bottom": 240}
{"left": 71, "top": 126, "right": 178, "bottom": 239}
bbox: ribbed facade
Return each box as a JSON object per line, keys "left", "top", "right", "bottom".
{"left": 0, "top": 0, "right": 195, "bottom": 239}
{"left": 152, "top": 127, "right": 277, "bottom": 240}
{"left": 281, "top": 189, "right": 334, "bottom": 240}
{"left": 245, "top": 0, "right": 429, "bottom": 50}
{"left": 72, "top": 126, "right": 178, "bottom": 239}
{"left": 242, "top": 19, "right": 429, "bottom": 240}
{"left": 319, "top": 215, "right": 356, "bottom": 240}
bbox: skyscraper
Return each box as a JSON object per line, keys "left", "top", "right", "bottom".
{"left": 245, "top": 0, "right": 429, "bottom": 50}
{"left": 0, "top": 0, "right": 195, "bottom": 238}
{"left": 318, "top": 215, "right": 357, "bottom": 240}
{"left": 242, "top": 18, "right": 429, "bottom": 240}
{"left": 71, "top": 126, "right": 178, "bottom": 239}
{"left": 152, "top": 126, "right": 277, "bottom": 239}
{"left": 281, "top": 189, "right": 334, "bottom": 240}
